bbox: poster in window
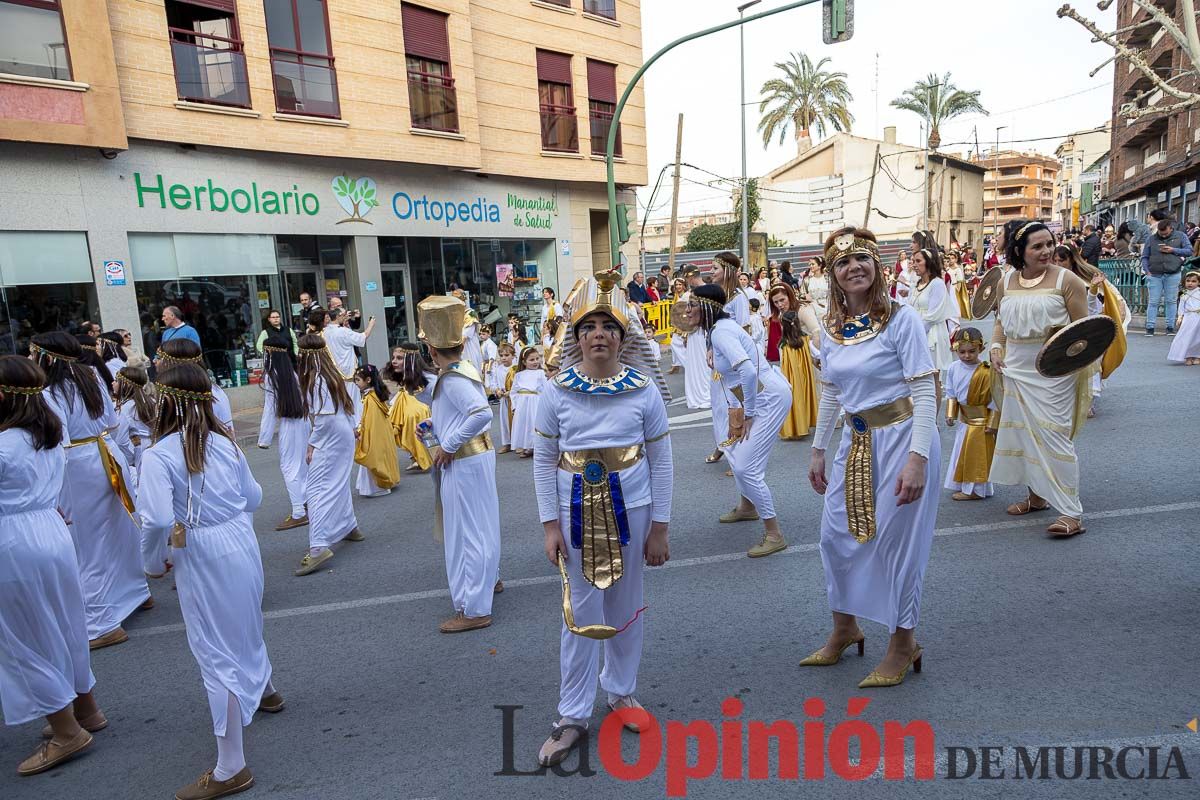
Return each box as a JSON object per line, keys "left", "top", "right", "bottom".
{"left": 515, "top": 261, "right": 539, "bottom": 280}
{"left": 497, "top": 264, "right": 514, "bottom": 297}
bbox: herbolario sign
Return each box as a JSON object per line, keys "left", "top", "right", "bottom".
{"left": 134, "top": 172, "right": 321, "bottom": 216}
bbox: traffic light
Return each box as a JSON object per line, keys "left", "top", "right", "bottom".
{"left": 823, "top": 0, "right": 853, "bottom": 44}
{"left": 615, "top": 202, "right": 637, "bottom": 245}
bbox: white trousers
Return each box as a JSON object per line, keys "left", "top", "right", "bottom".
{"left": 557, "top": 504, "right": 649, "bottom": 721}
{"left": 441, "top": 451, "right": 501, "bottom": 617}
{"left": 725, "top": 370, "right": 791, "bottom": 520}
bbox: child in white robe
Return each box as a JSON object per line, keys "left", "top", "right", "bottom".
{"left": 487, "top": 344, "right": 517, "bottom": 453}
{"left": 112, "top": 364, "right": 155, "bottom": 480}
{"left": 509, "top": 346, "right": 547, "bottom": 457}
{"left": 260, "top": 339, "right": 309, "bottom": 530}
{"left": 1168, "top": 271, "right": 1200, "bottom": 364}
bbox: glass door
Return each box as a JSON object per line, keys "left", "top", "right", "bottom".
{"left": 281, "top": 269, "right": 319, "bottom": 332}
{"left": 380, "top": 265, "right": 415, "bottom": 348}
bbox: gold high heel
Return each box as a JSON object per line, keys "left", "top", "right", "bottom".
{"left": 857, "top": 646, "right": 922, "bottom": 688}
{"left": 799, "top": 634, "right": 865, "bottom": 666}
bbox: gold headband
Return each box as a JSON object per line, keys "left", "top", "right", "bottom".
{"left": 0, "top": 383, "right": 44, "bottom": 395}
{"left": 953, "top": 329, "right": 985, "bottom": 347}
{"left": 1015, "top": 221, "right": 1041, "bottom": 241}
{"left": 299, "top": 345, "right": 328, "bottom": 355}
{"left": 156, "top": 348, "right": 203, "bottom": 364}
{"left": 825, "top": 231, "right": 881, "bottom": 267}
{"left": 155, "top": 384, "right": 212, "bottom": 402}
{"left": 30, "top": 343, "right": 78, "bottom": 363}
{"left": 692, "top": 296, "right": 725, "bottom": 313}
{"left": 262, "top": 344, "right": 289, "bottom": 353}
{"left": 1185, "top": 270, "right": 1200, "bottom": 282}
{"left": 115, "top": 373, "right": 144, "bottom": 390}
{"left": 713, "top": 255, "right": 737, "bottom": 272}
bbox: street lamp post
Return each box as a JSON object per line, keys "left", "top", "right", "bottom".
{"left": 993, "top": 125, "right": 1007, "bottom": 239}
{"left": 738, "top": 0, "right": 761, "bottom": 266}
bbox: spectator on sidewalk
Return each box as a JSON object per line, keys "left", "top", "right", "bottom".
{"left": 626, "top": 271, "right": 650, "bottom": 303}
{"left": 1080, "top": 225, "right": 1102, "bottom": 267}
{"left": 1141, "top": 218, "right": 1193, "bottom": 336}
{"left": 1114, "top": 222, "right": 1134, "bottom": 257}
{"left": 159, "top": 306, "right": 201, "bottom": 347}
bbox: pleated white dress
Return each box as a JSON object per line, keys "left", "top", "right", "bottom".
{"left": 304, "top": 379, "right": 358, "bottom": 549}
{"left": 138, "top": 433, "right": 271, "bottom": 736}
{"left": 262, "top": 376, "right": 309, "bottom": 519}
{"left": 817, "top": 305, "right": 941, "bottom": 632}
{"left": 1168, "top": 288, "right": 1200, "bottom": 362}
{"left": 433, "top": 368, "right": 501, "bottom": 618}
{"left": 45, "top": 375, "right": 149, "bottom": 639}
{"left": 509, "top": 369, "right": 546, "bottom": 451}
{"left": 711, "top": 318, "right": 792, "bottom": 519}
{"left": 911, "top": 278, "right": 957, "bottom": 372}
{"left": 0, "top": 430, "right": 95, "bottom": 725}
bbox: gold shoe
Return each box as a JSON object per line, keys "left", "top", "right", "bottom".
{"left": 89, "top": 627, "right": 128, "bottom": 650}
{"left": 274, "top": 515, "right": 308, "bottom": 531}
{"left": 857, "top": 646, "right": 923, "bottom": 688}
{"left": 746, "top": 534, "right": 786, "bottom": 558}
{"left": 799, "top": 634, "right": 866, "bottom": 666}
{"left": 344, "top": 528, "right": 365, "bottom": 542}
{"left": 719, "top": 508, "right": 759, "bottom": 523}
{"left": 294, "top": 548, "right": 333, "bottom": 576}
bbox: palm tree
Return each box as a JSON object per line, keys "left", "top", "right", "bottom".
{"left": 890, "top": 73, "right": 987, "bottom": 150}
{"left": 757, "top": 53, "right": 854, "bottom": 154}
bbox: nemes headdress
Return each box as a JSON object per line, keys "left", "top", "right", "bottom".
{"left": 417, "top": 295, "right": 467, "bottom": 349}
{"left": 825, "top": 231, "right": 881, "bottom": 267}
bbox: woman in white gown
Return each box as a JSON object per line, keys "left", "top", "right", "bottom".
{"left": 0, "top": 356, "right": 106, "bottom": 777}
{"left": 295, "top": 335, "right": 362, "bottom": 576}
{"left": 708, "top": 252, "right": 753, "bottom": 466}
{"left": 31, "top": 332, "right": 149, "bottom": 650}
{"left": 801, "top": 256, "right": 831, "bottom": 320}
{"left": 139, "top": 363, "right": 282, "bottom": 800}
{"left": 685, "top": 283, "right": 792, "bottom": 559}
{"left": 806, "top": 227, "right": 940, "bottom": 689}
{"left": 990, "top": 222, "right": 1091, "bottom": 537}
{"left": 909, "top": 248, "right": 957, "bottom": 373}
{"left": 261, "top": 334, "right": 309, "bottom": 531}
{"left": 112, "top": 364, "right": 155, "bottom": 478}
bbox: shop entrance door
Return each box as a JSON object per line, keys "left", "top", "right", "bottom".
{"left": 281, "top": 269, "right": 319, "bottom": 332}
{"left": 380, "top": 265, "right": 415, "bottom": 348}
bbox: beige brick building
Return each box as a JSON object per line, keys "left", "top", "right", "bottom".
{"left": 0, "top": 0, "right": 646, "bottom": 375}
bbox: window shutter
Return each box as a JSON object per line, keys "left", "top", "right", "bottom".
{"left": 586, "top": 59, "right": 616, "bottom": 103}
{"left": 536, "top": 50, "right": 573, "bottom": 85}
{"left": 402, "top": 3, "right": 452, "bottom": 63}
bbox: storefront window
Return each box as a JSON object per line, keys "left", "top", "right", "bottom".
{"left": 472, "top": 238, "right": 557, "bottom": 337}
{"left": 0, "top": 283, "right": 97, "bottom": 355}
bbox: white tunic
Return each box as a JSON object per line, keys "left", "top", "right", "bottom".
{"left": 462, "top": 322, "right": 484, "bottom": 374}
{"left": 432, "top": 368, "right": 501, "bottom": 617}
{"left": 804, "top": 274, "right": 830, "bottom": 320}
{"left": 817, "top": 305, "right": 941, "bottom": 632}
{"left": 710, "top": 289, "right": 754, "bottom": 448}
{"left": 942, "top": 359, "right": 995, "bottom": 497}
{"left": 1167, "top": 288, "right": 1200, "bottom": 363}
{"left": 510, "top": 369, "right": 547, "bottom": 451}
{"left": 532, "top": 369, "right": 673, "bottom": 720}
{"left": 211, "top": 383, "right": 234, "bottom": 432}
{"left": 711, "top": 319, "right": 792, "bottom": 519}
{"left": 682, "top": 331, "right": 711, "bottom": 409}
{"left": 139, "top": 433, "right": 271, "bottom": 736}
{"left": 911, "top": 278, "right": 956, "bottom": 371}
{"left": 323, "top": 324, "right": 366, "bottom": 378}
{"left": 0, "top": 430, "right": 94, "bottom": 725}
{"left": 45, "top": 375, "right": 149, "bottom": 639}
{"left": 304, "top": 378, "right": 358, "bottom": 548}
{"left": 481, "top": 337, "right": 499, "bottom": 367}
{"left": 485, "top": 362, "right": 513, "bottom": 448}
{"left": 115, "top": 399, "right": 152, "bottom": 475}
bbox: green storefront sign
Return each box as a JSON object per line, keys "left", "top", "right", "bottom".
{"left": 134, "top": 172, "right": 321, "bottom": 216}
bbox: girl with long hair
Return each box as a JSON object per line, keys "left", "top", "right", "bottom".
{"left": 261, "top": 332, "right": 309, "bottom": 530}
{"left": 76, "top": 334, "right": 115, "bottom": 391}
{"left": 668, "top": 277, "right": 688, "bottom": 374}
{"left": 0, "top": 356, "right": 106, "bottom": 776}
{"left": 294, "top": 334, "right": 361, "bottom": 576}
{"left": 707, "top": 252, "right": 752, "bottom": 466}
{"left": 98, "top": 331, "right": 127, "bottom": 375}
{"left": 31, "top": 332, "right": 148, "bottom": 649}
{"left": 112, "top": 364, "right": 155, "bottom": 475}
{"left": 386, "top": 343, "right": 435, "bottom": 471}
{"left": 805, "top": 226, "right": 940, "bottom": 688}
{"left": 157, "top": 339, "right": 234, "bottom": 433}
{"left": 910, "top": 248, "right": 957, "bottom": 372}
{"left": 681, "top": 283, "right": 792, "bottom": 558}
{"left": 139, "top": 363, "right": 281, "bottom": 800}
{"left": 352, "top": 364, "right": 400, "bottom": 497}
{"left": 767, "top": 283, "right": 819, "bottom": 439}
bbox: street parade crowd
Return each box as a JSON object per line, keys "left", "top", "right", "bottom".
{"left": 4, "top": 209, "right": 1199, "bottom": 798}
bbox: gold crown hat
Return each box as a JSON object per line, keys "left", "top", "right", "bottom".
{"left": 417, "top": 295, "right": 467, "bottom": 349}
{"left": 567, "top": 269, "right": 630, "bottom": 330}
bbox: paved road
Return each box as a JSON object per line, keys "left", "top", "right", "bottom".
{"left": 2, "top": 332, "right": 1198, "bottom": 799}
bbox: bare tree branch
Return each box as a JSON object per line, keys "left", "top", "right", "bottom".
{"left": 1130, "top": 0, "right": 1191, "bottom": 58}
{"left": 1122, "top": 94, "right": 1200, "bottom": 119}
{"left": 1058, "top": 4, "right": 1192, "bottom": 100}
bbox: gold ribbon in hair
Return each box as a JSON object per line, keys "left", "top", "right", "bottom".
{"left": 156, "top": 384, "right": 213, "bottom": 402}
{"left": 262, "top": 344, "right": 289, "bottom": 353}
{"left": 953, "top": 328, "right": 985, "bottom": 348}
{"left": 693, "top": 296, "right": 725, "bottom": 313}
{"left": 1015, "top": 221, "right": 1041, "bottom": 241}
{"left": 30, "top": 343, "right": 78, "bottom": 363}
{"left": 713, "top": 255, "right": 737, "bottom": 271}
{"left": 824, "top": 231, "right": 880, "bottom": 267}
{"left": 156, "top": 349, "right": 203, "bottom": 364}
{"left": 115, "top": 373, "right": 144, "bottom": 390}
{"left": 299, "top": 345, "right": 328, "bottom": 354}
{"left": 0, "top": 383, "right": 44, "bottom": 395}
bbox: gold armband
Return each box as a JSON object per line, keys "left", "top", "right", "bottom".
{"left": 945, "top": 398, "right": 960, "bottom": 420}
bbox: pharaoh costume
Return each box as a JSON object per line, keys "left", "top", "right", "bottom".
{"left": 949, "top": 266, "right": 972, "bottom": 319}
{"left": 771, "top": 286, "right": 820, "bottom": 440}
{"left": 942, "top": 357, "right": 997, "bottom": 498}
{"left": 485, "top": 359, "right": 513, "bottom": 450}
{"left": 462, "top": 310, "right": 484, "bottom": 375}
{"left": 354, "top": 388, "right": 401, "bottom": 496}
{"left": 389, "top": 388, "right": 433, "bottom": 471}
{"left": 0, "top": 428, "right": 94, "bottom": 726}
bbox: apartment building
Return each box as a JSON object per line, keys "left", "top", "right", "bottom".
{"left": 977, "top": 150, "right": 1058, "bottom": 237}
{"left": 1053, "top": 123, "right": 1111, "bottom": 231}
{"left": 0, "top": 0, "right": 646, "bottom": 372}
{"left": 1106, "top": 0, "right": 1200, "bottom": 227}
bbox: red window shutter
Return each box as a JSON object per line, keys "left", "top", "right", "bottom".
{"left": 536, "top": 50, "right": 573, "bottom": 85}
{"left": 402, "top": 3, "right": 452, "bottom": 63}
{"left": 176, "top": 0, "right": 238, "bottom": 12}
{"left": 586, "top": 59, "right": 616, "bottom": 103}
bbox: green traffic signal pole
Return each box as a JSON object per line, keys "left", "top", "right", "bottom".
{"left": 604, "top": 0, "right": 823, "bottom": 274}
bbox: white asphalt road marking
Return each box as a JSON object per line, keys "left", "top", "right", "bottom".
{"left": 668, "top": 410, "right": 712, "bottom": 425}
{"left": 131, "top": 501, "right": 1200, "bottom": 639}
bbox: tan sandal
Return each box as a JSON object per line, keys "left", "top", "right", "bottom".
{"left": 1006, "top": 498, "right": 1049, "bottom": 515}
{"left": 538, "top": 721, "right": 586, "bottom": 767}
{"left": 1047, "top": 516, "right": 1086, "bottom": 537}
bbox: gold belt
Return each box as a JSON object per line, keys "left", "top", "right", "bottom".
{"left": 559, "top": 445, "right": 644, "bottom": 473}
{"left": 65, "top": 432, "right": 136, "bottom": 516}
{"left": 454, "top": 432, "right": 493, "bottom": 460}
{"left": 515, "top": 389, "right": 539, "bottom": 395}
{"left": 958, "top": 404, "right": 989, "bottom": 426}
{"left": 843, "top": 396, "right": 914, "bottom": 544}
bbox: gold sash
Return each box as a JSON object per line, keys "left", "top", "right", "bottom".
{"left": 559, "top": 446, "right": 644, "bottom": 590}
{"left": 843, "top": 396, "right": 914, "bottom": 544}
{"left": 558, "top": 445, "right": 644, "bottom": 473}
{"left": 454, "top": 432, "right": 493, "bottom": 460}
{"left": 66, "top": 432, "right": 136, "bottom": 516}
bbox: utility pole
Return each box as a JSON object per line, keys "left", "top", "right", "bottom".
{"left": 862, "top": 143, "right": 881, "bottom": 228}
{"left": 668, "top": 113, "right": 684, "bottom": 275}
{"left": 738, "top": 0, "right": 762, "bottom": 265}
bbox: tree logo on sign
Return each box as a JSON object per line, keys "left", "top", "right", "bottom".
{"left": 332, "top": 175, "right": 379, "bottom": 224}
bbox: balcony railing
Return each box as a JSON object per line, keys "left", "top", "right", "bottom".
{"left": 1124, "top": 164, "right": 1139, "bottom": 179}
{"left": 407, "top": 71, "right": 459, "bottom": 132}
{"left": 270, "top": 50, "right": 340, "bottom": 118}
{"left": 589, "top": 105, "right": 621, "bottom": 156}
{"left": 540, "top": 103, "right": 578, "bottom": 152}
{"left": 169, "top": 33, "right": 250, "bottom": 108}
{"left": 1143, "top": 150, "right": 1166, "bottom": 168}
{"left": 583, "top": 0, "right": 617, "bottom": 19}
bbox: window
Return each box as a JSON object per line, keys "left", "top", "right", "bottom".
{"left": 539, "top": 0, "right": 570, "bottom": 6}
{"left": 537, "top": 49, "right": 577, "bottom": 152}
{"left": 583, "top": 0, "right": 616, "bottom": 19}
{"left": 402, "top": 4, "right": 458, "bottom": 132}
{"left": 264, "top": 0, "right": 339, "bottom": 117}
{"left": 0, "top": 0, "right": 71, "bottom": 80}
{"left": 587, "top": 59, "right": 619, "bottom": 156}
{"left": 165, "top": 1, "right": 250, "bottom": 107}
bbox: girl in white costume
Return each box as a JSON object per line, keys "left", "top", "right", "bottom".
{"left": 990, "top": 222, "right": 1092, "bottom": 537}
{"left": 112, "top": 364, "right": 155, "bottom": 477}
{"left": 534, "top": 274, "right": 673, "bottom": 767}
{"left": 261, "top": 337, "right": 309, "bottom": 531}
{"left": 0, "top": 356, "right": 107, "bottom": 777}
{"left": 294, "top": 335, "right": 363, "bottom": 577}
{"left": 353, "top": 364, "right": 400, "bottom": 498}
{"left": 668, "top": 277, "right": 688, "bottom": 374}
{"left": 139, "top": 363, "right": 283, "bottom": 800}
{"left": 910, "top": 248, "right": 957, "bottom": 372}
{"left": 509, "top": 346, "right": 547, "bottom": 457}
{"left": 32, "top": 333, "right": 149, "bottom": 650}
{"left": 707, "top": 252, "right": 753, "bottom": 465}
{"left": 157, "top": 339, "right": 235, "bottom": 433}
{"left": 942, "top": 329, "right": 997, "bottom": 500}
{"left": 1168, "top": 271, "right": 1200, "bottom": 364}
{"left": 686, "top": 282, "right": 793, "bottom": 559}
{"left": 801, "top": 256, "right": 831, "bottom": 320}
{"left": 806, "top": 226, "right": 940, "bottom": 689}
{"left": 487, "top": 344, "right": 517, "bottom": 453}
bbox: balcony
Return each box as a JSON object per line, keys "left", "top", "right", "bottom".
{"left": 271, "top": 51, "right": 340, "bottom": 118}
{"left": 583, "top": 0, "right": 616, "bottom": 19}
{"left": 539, "top": 103, "right": 578, "bottom": 152}
{"left": 407, "top": 71, "right": 459, "bottom": 133}
{"left": 1124, "top": 164, "right": 1139, "bottom": 179}
{"left": 1143, "top": 150, "right": 1167, "bottom": 169}
{"left": 170, "top": 35, "right": 250, "bottom": 108}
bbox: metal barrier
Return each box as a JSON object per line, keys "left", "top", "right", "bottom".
{"left": 642, "top": 299, "right": 674, "bottom": 345}
{"left": 1099, "top": 258, "right": 1146, "bottom": 314}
